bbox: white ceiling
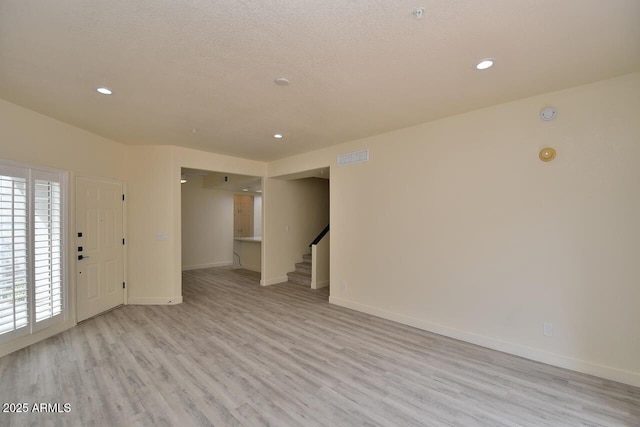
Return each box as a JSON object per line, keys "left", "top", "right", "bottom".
{"left": 1, "top": 1, "right": 639, "bottom": 161}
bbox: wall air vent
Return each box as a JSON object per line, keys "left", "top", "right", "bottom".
{"left": 337, "top": 149, "right": 369, "bottom": 166}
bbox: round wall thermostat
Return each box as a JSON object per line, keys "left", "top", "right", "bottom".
{"left": 540, "top": 107, "right": 557, "bottom": 121}
{"left": 539, "top": 147, "right": 557, "bottom": 162}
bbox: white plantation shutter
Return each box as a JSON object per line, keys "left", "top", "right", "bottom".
{"left": 33, "top": 172, "right": 63, "bottom": 327}
{"left": 0, "top": 162, "right": 66, "bottom": 343}
{"left": 0, "top": 166, "right": 29, "bottom": 339}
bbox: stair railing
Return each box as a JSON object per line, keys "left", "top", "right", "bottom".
{"left": 310, "top": 225, "right": 330, "bottom": 289}
{"left": 309, "top": 224, "right": 329, "bottom": 247}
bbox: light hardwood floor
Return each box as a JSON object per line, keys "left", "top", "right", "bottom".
{"left": 0, "top": 267, "right": 639, "bottom": 426}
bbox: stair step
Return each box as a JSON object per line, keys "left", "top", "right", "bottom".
{"left": 302, "top": 253, "right": 312, "bottom": 263}
{"left": 287, "top": 271, "right": 311, "bottom": 287}
{"left": 295, "top": 262, "right": 312, "bottom": 274}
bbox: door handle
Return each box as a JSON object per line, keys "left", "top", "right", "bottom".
{"left": 78, "top": 255, "right": 91, "bottom": 260}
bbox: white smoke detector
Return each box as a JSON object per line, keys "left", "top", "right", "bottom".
{"left": 540, "top": 107, "right": 557, "bottom": 121}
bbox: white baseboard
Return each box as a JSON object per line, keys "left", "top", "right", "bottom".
{"left": 128, "top": 296, "right": 183, "bottom": 305}
{"left": 261, "top": 276, "right": 288, "bottom": 286}
{"left": 329, "top": 296, "right": 640, "bottom": 388}
{"left": 182, "top": 261, "right": 232, "bottom": 271}
{"left": 312, "top": 280, "right": 329, "bottom": 289}
{"left": 0, "top": 319, "right": 76, "bottom": 358}
{"left": 235, "top": 264, "right": 261, "bottom": 273}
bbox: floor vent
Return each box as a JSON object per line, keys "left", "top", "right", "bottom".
{"left": 337, "top": 149, "right": 369, "bottom": 166}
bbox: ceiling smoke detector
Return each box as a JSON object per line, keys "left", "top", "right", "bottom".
{"left": 274, "top": 77, "right": 290, "bottom": 86}
{"left": 540, "top": 106, "right": 557, "bottom": 121}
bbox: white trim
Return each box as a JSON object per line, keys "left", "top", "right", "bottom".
{"left": 0, "top": 324, "right": 30, "bottom": 345}
{"left": 128, "top": 296, "right": 183, "bottom": 305}
{"left": 0, "top": 158, "right": 67, "bottom": 175}
{"left": 329, "top": 296, "right": 640, "bottom": 388}
{"left": 72, "top": 175, "right": 124, "bottom": 186}
{"left": 260, "top": 276, "right": 288, "bottom": 286}
{"left": 314, "top": 280, "right": 329, "bottom": 289}
{"left": 62, "top": 171, "right": 70, "bottom": 324}
{"left": 311, "top": 244, "right": 317, "bottom": 288}
{"left": 182, "top": 261, "right": 232, "bottom": 271}
{"left": 0, "top": 319, "right": 75, "bottom": 358}
{"left": 122, "top": 182, "right": 128, "bottom": 306}
{"left": 31, "top": 169, "right": 67, "bottom": 334}
{"left": 235, "top": 263, "right": 261, "bottom": 273}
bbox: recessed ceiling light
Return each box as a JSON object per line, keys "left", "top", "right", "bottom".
{"left": 242, "top": 188, "right": 249, "bottom": 192}
{"left": 273, "top": 133, "right": 283, "bottom": 139}
{"left": 274, "top": 77, "right": 290, "bottom": 86}
{"left": 96, "top": 87, "right": 113, "bottom": 95}
{"left": 256, "top": 190, "right": 262, "bottom": 193}
{"left": 475, "top": 59, "right": 494, "bottom": 70}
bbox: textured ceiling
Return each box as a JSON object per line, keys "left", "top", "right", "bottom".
{"left": 1, "top": 0, "right": 639, "bottom": 161}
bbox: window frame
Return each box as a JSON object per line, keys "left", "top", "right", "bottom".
{"left": 0, "top": 159, "right": 68, "bottom": 344}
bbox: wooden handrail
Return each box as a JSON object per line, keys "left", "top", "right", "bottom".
{"left": 309, "top": 225, "right": 329, "bottom": 247}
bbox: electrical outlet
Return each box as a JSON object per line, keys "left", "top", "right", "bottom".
{"left": 543, "top": 322, "right": 553, "bottom": 337}
{"left": 341, "top": 282, "right": 346, "bottom": 291}
{"left": 285, "top": 225, "right": 290, "bottom": 232}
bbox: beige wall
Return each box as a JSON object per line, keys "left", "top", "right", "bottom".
{"left": 2, "top": 72, "right": 640, "bottom": 387}
{"left": 267, "top": 73, "right": 640, "bottom": 386}
{"left": 0, "top": 98, "right": 267, "bottom": 319}
{"left": 126, "top": 145, "right": 266, "bottom": 304}
{"left": 0, "top": 99, "right": 127, "bottom": 356}
{"left": 0, "top": 99, "right": 127, "bottom": 179}
{"left": 0, "top": 99, "right": 265, "bottom": 349}
{"left": 126, "top": 145, "right": 176, "bottom": 303}
{"left": 181, "top": 176, "right": 233, "bottom": 270}
{"left": 233, "top": 240, "right": 262, "bottom": 272}
{"left": 262, "top": 177, "right": 329, "bottom": 285}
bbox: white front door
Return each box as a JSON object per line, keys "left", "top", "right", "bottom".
{"left": 76, "top": 177, "right": 124, "bottom": 322}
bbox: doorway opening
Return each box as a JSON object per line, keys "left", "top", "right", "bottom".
{"left": 180, "top": 168, "right": 262, "bottom": 290}
{"left": 268, "top": 167, "right": 330, "bottom": 296}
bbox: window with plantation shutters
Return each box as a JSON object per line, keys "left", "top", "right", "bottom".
{"left": 33, "top": 175, "right": 63, "bottom": 324}
{"left": 0, "top": 167, "right": 28, "bottom": 338}
{"left": 0, "top": 162, "right": 66, "bottom": 343}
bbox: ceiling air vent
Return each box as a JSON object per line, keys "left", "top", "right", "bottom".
{"left": 337, "top": 149, "right": 369, "bottom": 166}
